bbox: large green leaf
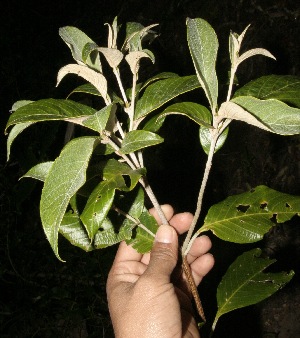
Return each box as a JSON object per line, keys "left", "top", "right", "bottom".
{"left": 213, "top": 248, "right": 294, "bottom": 331}
{"left": 134, "top": 75, "right": 200, "bottom": 121}
{"left": 187, "top": 18, "right": 218, "bottom": 112}
{"left": 59, "top": 26, "right": 102, "bottom": 71}
{"left": 5, "top": 99, "right": 96, "bottom": 131}
{"left": 120, "top": 130, "right": 163, "bottom": 154}
{"left": 80, "top": 159, "right": 145, "bottom": 239}
{"left": 40, "top": 137, "right": 99, "bottom": 261}
{"left": 59, "top": 211, "right": 94, "bottom": 252}
{"left": 233, "top": 75, "right": 300, "bottom": 108}
{"left": 230, "top": 96, "right": 300, "bottom": 135}
{"left": 198, "top": 185, "right": 300, "bottom": 243}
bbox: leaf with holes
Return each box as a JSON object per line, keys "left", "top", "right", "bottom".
{"left": 198, "top": 185, "right": 300, "bottom": 243}
{"left": 212, "top": 248, "right": 294, "bottom": 331}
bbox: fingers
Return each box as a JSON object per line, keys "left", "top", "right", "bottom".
{"left": 186, "top": 235, "right": 212, "bottom": 265}
{"left": 143, "top": 225, "right": 178, "bottom": 283}
{"left": 190, "top": 253, "right": 214, "bottom": 286}
{"left": 113, "top": 240, "right": 143, "bottom": 264}
{"left": 149, "top": 204, "right": 194, "bottom": 235}
{"left": 149, "top": 204, "right": 175, "bottom": 224}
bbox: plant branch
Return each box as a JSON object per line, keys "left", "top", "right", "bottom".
{"left": 139, "top": 176, "right": 169, "bottom": 225}
{"left": 182, "top": 129, "right": 219, "bottom": 256}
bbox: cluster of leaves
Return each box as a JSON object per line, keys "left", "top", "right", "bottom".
{"left": 5, "top": 17, "right": 300, "bottom": 333}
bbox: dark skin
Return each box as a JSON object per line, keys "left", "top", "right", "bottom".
{"left": 107, "top": 205, "right": 214, "bottom": 338}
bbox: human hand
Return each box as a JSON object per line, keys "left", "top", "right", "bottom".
{"left": 106, "top": 205, "right": 214, "bottom": 338}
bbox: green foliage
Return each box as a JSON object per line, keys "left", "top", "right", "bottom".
{"left": 5, "top": 16, "right": 300, "bottom": 335}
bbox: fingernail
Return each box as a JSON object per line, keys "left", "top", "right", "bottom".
{"left": 155, "top": 225, "right": 174, "bottom": 243}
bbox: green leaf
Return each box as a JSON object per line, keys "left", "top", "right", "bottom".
{"left": 94, "top": 188, "right": 145, "bottom": 249}
{"left": 40, "top": 136, "right": 99, "bottom": 261}
{"left": 5, "top": 99, "right": 96, "bottom": 132}
{"left": 83, "top": 103, "right": 116, "bottom": 133}
{"left": 140, "top": 72, "right": 179, "bottom": 92}
{"left": 231, "top": 96, "right": 300, "bottom": 135}
{"left": 21, "top": 162, "right": 53, "bottom": 181}
{"left": 199, "top": 125, "right": 229, "bottom": 155}
{"left": 213, "top": 248, "right": 294, "bottom": 330}
{"left": 120, "top": 130, "right": 163, "bottom": 154}
{"left": 127, "top": 209, "right": 158, "bottom": 253}
{"left": 143, "top": 102, "right": 212, "bottom": 133}
{"left": 94, "top": 223, "right": 133, "bottom": 249}
{"left": 134, "top": 75, "right": 200, "bottom": 121}
{"left": 187, "top": 18, "right": 218, "bottom": 112}
{"left": 80, "top": 159, "right": 145, "bottom": 239}
{"left": 68, "top": 83, "right": 102, "bottom": 98}
{"left": 199, "top": 185, "right": 300, "bottom": 243}
{"left": 6, "top": 122, "right": 34, "bottom": 161}
{"left": 59, "top": 26, "right": 102, "bottom": 71}
{"left": 234, "top": 75, "right": 300, "bottom": 108}
{"left": 59, "top": 211, "right": 94, "bottom": 252}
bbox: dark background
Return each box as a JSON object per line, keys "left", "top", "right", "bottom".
{"left": 0, "top": 0, "right": 299, "bottom": 337}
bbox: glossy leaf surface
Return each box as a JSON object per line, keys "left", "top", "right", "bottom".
{"left": 213, "top": 248, "right": 294, "bottom": 330}
{"left": 40, "top": 137, "right": 99, "bottom": 260}
{"left": 199, "top": 185, "right": 300, "bottom": 243}
{"left": 60, "top": 211, "right": 94, "bottom": 252}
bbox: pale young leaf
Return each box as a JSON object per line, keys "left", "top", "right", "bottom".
{"left": 237, "top": 48, "right": 276, "bottom": 67}
{"left": 98, "top": 47, "right": 123, "bottom": 68}
{"left": 125, "top": 51, "right": 154, "bottom": 74}
{"left": 56, "top": 64, "right": 108, "bottom": 100}
{"left": 218, "top": 101, "right": 271, "bottom": 132}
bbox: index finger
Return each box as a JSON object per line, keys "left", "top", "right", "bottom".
{"left": 113, "top": 240, "right": 143, "bottom": 264}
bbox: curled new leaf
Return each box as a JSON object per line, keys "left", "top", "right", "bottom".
{"left": 125, "top": 50, "right": 154, "bottom": 74}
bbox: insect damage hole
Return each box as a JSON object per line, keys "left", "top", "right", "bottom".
{"left": 260, "top": 202, "right": 268, "bottom": 211}
{"left": 237, "top": 204, "right": 250, "bottom": 213}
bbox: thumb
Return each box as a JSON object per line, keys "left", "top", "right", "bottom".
{"left": 145, "top": 225, "right": 178, "bottom": 281}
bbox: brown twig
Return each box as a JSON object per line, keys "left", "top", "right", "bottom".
{"left": 182, "top": 255, "right": 206, "bottom": 323}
